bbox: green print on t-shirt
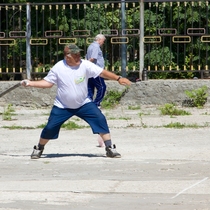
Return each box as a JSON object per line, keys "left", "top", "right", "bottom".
{"left": 75, "top": 76, "right": 85, "bottom": 84}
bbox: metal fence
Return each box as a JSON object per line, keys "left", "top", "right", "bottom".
{"left": 0, "top": 0, "right": 209, "bottom": 80}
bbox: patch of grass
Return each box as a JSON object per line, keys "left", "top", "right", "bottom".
{"left": 159, "top": 103, "right": 191, "bottom": 116}
{"left": 128, "top": 105, "right": 141, "bottom": 110}
{"left": 37, "top": 123, "right": 47, "bottom": 128}
{"left": 108, "top": 117, "right": 117, "bottom": 120}
{"left": 127, "top": 123, "right": 135, "bottom": 127}
{"left": 163, "top": 122, "right": 200, "bottom": 128}
{"left": 2, "top": 125, "right": 35, "bottom": 129}
{"left": 138, "top": 112, "right": 147, "bottom": 117}
{"left": 2, "top": 104, "right": 15, "bottom": 121}
{"left": 72, "top": 117, "right": 80, "bottom": 121}
{"left": 61, "top": 121, "right": 85, "bottom": 130}
{"left": 101, "top": 88, "right": 128, "bottom": 109}
{"left": 119, "top": 117, "right": 131, "bottom": 120}
{"left": 108, "top": 116, "right": 131, "bottom": 120}
{"left": 140, "top": 111, "right": 151, "bottom": 116}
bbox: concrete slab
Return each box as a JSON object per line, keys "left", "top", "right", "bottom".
{"left": 0, "top": 105, "right": 210, "bottom": 209}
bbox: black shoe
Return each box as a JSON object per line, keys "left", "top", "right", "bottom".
{"left": 106, "top": 144, "right": 121, "bottom": 158}
{"left": 31, "top": 145, "right": 43, "bottom": 159}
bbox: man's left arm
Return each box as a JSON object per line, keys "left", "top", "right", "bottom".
{"left": 100, "top": 69, "right": 131, "bottom": 86}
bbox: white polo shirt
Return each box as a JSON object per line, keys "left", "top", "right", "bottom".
{"left": 44, "top": 59, "right": 103, "bottom": 109}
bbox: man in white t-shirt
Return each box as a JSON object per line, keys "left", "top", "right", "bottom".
{"left": 21, "top": 44, "right": 131, "bottom": 159}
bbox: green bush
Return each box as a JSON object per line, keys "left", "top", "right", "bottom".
{"left": 185, "top": 85, "right": 208, "bottom": 108}
{"left": 101, "top": 89, "right": 127, "bottom": 109}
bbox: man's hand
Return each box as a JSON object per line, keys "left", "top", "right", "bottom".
{"left": 20, "top": 80, "right": 30, "bottom": 87}
{"left": 118, "top": 77, "right": 131, "bottom": 86}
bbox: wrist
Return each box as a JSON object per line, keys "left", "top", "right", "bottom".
{"left": 117, "top": 76, "right": 122, "bottom": 81}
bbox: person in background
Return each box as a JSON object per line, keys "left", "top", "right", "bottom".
{"left": 21, "top": 44, "right": 131, "bottom": 159}
{"left": 86, "top": 34, "right": 106, "bottom": 109}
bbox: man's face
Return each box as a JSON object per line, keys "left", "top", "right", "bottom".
{"left": 98, "top": 38, "right": 105, "bottom": 46}
{"left": 64, "top": 47, "right": 81, "bottom": 66}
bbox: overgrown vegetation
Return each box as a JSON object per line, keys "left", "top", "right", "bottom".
{"left": 159, "top": 103, "right": 191, "bottom": 116}
{"left": 2, "top": 104, "right": 15, "bottom": 121}
{"left": 101, "top": 89, "right": 128, "bottom": 109}
{"left": 163, "top": 122, "right": 201, "bottom": 129}
{"left": 185, "top": 85, "right": 208, "bottom": 108}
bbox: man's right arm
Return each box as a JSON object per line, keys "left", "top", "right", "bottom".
{"left": 88, "top": 45, "right": 99, "bottom": 64}
{"left": 21, "top": 79, "right": 54, "bottom": 88}
{"left": 89, "top": 58, "right": 97, "bottom": 64}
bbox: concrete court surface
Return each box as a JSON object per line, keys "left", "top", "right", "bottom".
{"left": 0, "top": 106, "right": 210, "bottom": 210}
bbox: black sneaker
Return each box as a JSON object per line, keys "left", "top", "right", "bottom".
{"left": 31, "top": 145, "right": 43, "bottom": 159}
{"left": 106, "top": 144, "right": 121, "bottom": 158}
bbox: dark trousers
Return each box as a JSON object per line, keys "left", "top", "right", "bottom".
{"left": 41, "top": 103, "right": 110, "bottom": 139}
{"left": 88, "top": 76, "right": 106, "bottom": 107}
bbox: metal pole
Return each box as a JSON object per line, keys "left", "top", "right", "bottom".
{"left": 26, "top": 3, "right": 31, "bottom": 80}
{"left": 139, "top": 0, "right": 144, "bottom": 80}
{"left": 121, "top": 0, "right": 127, "bottom": 77}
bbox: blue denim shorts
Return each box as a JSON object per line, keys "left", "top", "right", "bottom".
{"left": 40, "top": 102, "right": 110, "bottom": 139}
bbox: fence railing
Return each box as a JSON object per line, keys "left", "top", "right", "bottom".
{"left": 0, "top": 0, "right": 209, "bottom": 80}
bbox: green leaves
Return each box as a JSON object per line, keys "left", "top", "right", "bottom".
{"left": 159, "top": 103, "right": 191, "bottom": 116}
{"left": 101, "top": 89, "right": 127, "bottom": 109}
{"left": 185, "top": 85, "right": 208, "bottom": 108}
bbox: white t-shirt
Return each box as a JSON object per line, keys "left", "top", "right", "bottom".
{"left": 44, "top": 59, "right": 103, "bottom": 109}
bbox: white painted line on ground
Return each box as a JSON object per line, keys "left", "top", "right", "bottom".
{"left": 171, "top": 177, "right": 209, "bottom": 199}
